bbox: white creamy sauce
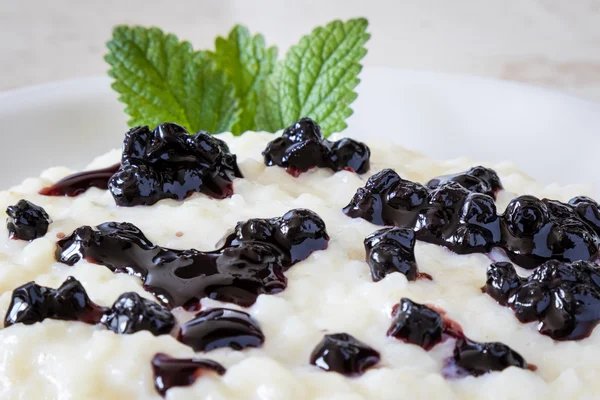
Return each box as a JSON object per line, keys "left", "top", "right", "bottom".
{"left": 0, "top": 132, "right": 596, "bottom": 399}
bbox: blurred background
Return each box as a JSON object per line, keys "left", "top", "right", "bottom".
{"left": 2, "top": 0, "right": 600, "bottom": 101}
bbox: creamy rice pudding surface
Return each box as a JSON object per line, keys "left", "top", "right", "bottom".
{"left": 0, "top": 130, "right": 597, "bottom": 400}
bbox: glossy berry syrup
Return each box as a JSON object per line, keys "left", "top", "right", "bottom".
{"left": 387, "top": 298, "right": 444, "bottom": 350}
{"left": 55, "top": 209, "right": 329, "bottom": 309}
{"left": 4, "top": 277, "right": 108, "bottom": 327}
{"left": 483, "top": 260, "right": 600, "bottom": 340}
{"left": 39, "top": 164, "right": 120, "bottom": 197}
{"left": 6, "top": 199, "right": 52, "bottom": 241}
{"left": 343, "top": 169, "right": 600, "bottom": 269}
{"left": 388, "top": 298, "right": 531, "bottom": 378}
{"left": 4, "top": 277, "right": 175, "bottom": 336}
{"left": 262, "top": 118, "right": 371, "bottom": 176}
{"left": 179, "top": 308, "right": 264, "bottom": 352}
{"left": 109, "top": 123, "right": 243, "bottom": 206}
{"left": 446, "top": 338, "right": 530, "bottom": 378}
{"left": 101, "top": 292, "right": 175, "bottom": 336}
{"left": 364, "top": 227, "right": 431, "bottom": 281}
{"left": 310, "top": 333, "right": 380, "bottom": 376}
{"left": 152, "top": 353, "right": 226, "bottom": 397}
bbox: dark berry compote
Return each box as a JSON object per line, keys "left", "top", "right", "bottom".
{"left": 364, "top": 227, "right": 431, "bottom": 281}
{"left": 152, "top": 353, "right": 226, "bottom": 397}
{"left": 4, "top": 277, "right": 175, "bottom": 336}
{"left": 500, "top": 196, "right": 600, "bottom": 268}
{"left": 179, "top": 308, "right": 264, "bottom": 352}
{"left": 388, "top": 298, "right": 531, "bottom": 378}
{"left": 55, "top": 209, "right": 329, "bottom": 309}
{"left": 6, "top": 199, "right": 51, "bottom": 240}
{"left": 343, "top": 169, "right": 600, "bottom": 268}
{"left": 4, "top": 277, "right": 107, "bottom": 327}
{"left": 262, "top": 118, "right": 370, "bottom": 176}
{"left": 109, "top": 123, "right": 243, "bottom": 206}
{"left": 39, "top": 164, "right": 120, "bottom": 197}
{"left": 310, "top": 333, "right": 380, "bottom": 376}
{"left": 483, "top": 260, "right": 600, "bottom": 340}
{"left": 427, "top": 166, "right": 503, "bottom": 199}
{"left": 101, "top": 292, "right": 175, "bottom": 336}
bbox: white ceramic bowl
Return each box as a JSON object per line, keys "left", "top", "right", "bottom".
{"left": 0, "top": 67, "right": 599, "bottom": 193}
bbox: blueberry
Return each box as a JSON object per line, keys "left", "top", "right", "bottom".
{"left": 482, "top": 262, "right": 522, "bottom": 305}
{"left": 451, "top": 194, "right": 501, "bottom": 253}
{"left": 101, "top": 292, "right": 175, "bottom": 336}
{"left": 109, "top": 123, "right": 242, "bottom": 207}
{"left": 364, "top": 228, "right": 419, "bottom": 281}
{"left": 386, "top": 179, "right": 429, "bottom": 212}
{"left": 460, "top": 193, "right": 498, "bottom": 225}
{"left": 262, "top": 117, "right": 371, "bottom": 176}
{"left": 4, "top": 282, "right": 50, "bottom": 326}
{"left": 387, "top": 298, "right": 443, "bottom": 350}
{"left": 446, "top": 338, "right": 527, "bottom": 378}
{"left": 329, "top": 138, "right": 371, "bottom": 173}
{"left": 310, "top": 333, "right": 380, "bottom": 376}
{"left": 281, "top": 117, "right": 323, "bottom": 143}
{"left": 503, "top": 195, "right": 549, "bottom": 237}
{"left": 274, "top": 209, "right": 330, "bottom": 264}
{"left": 569, "top": 196, "right": 600, "bottom": 234}
{"left": 343, "top": 169, "right": 417, "bottom": 226}
{"left": 428, "top": 181, "right": 470, "bottom": 209}
{"left": 4, "top": 277, "right": 108, "bottom": 327}
{"left": 108, "top": 164, "right": 161, "bottom": 205}
{"left": 427, "top": 166, "right": 502, "bottom": 199}
{"left": 6, "top": 200, "right": 51, "bottom": 241}
{"left": 509, "top": 281, "right": 551, "bottom": 323}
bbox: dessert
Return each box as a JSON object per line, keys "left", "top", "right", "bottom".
{"left": 0, "top": 118, "right": 599, "bottom": 399}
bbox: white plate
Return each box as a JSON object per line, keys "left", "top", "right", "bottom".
{"left": 0, "top": 67, "right": 599, "bottom": 194}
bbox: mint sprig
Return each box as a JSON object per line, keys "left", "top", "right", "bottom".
{"left": 256, "top": 18, "right": 370, "bottom": 136}
{"left": 106, "top": 27, "right": 239, "bottom": 134}
{"left": 106, "top": 19, "right": 370, "bottom": 136}
{"left": 210, "top": 25, "right": 277, "bottom": 135}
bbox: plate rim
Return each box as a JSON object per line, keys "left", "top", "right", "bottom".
{"left": 1, "top": 66, "right": 598, "bottom": 108}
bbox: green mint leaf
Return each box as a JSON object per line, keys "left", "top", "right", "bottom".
{"left": 105, "top": 26, "right": 240, "bottom": 133}
{"left": 256, "top": 18, "right": 370, "bottom": 137}
{"left": 210, "top": 25, "right": 277, "bottom": 135}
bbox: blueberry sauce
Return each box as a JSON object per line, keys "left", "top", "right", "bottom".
{"left": 4, "top": 277, "right": 108, "bottom": 327}
{"left": 427, "top": 166, "right": 503, "bottom": 199}
{"left": 445, "top": 338, "right": 529, "bottom": 378}
{"left": 179, "top": 308, "right": 264, "bottom": 352}
{"left": 387, "top": 298, "right": 444, "bottom": 350}
{"left": 39, "top": 164, "right": 120, "bottom": 197}
{"left": 343, "top": 169, "right": 600, "bottom": 268}
{"left": 4, "top": 277, "right": 175, "bottom": 336}
{"left": 109, "top": 123, "right": 242, "bottom": 206}
{"left": 309, "top": 333, "right": 380, "bottom": 376}
{"left": 101, "top": 292, "right": 175, "bottom": 336}
{"left": 483, "top": 260, "right": 600, "bottom": 340}
{"left": 55, "top": 209, "right": 329, "bottom": 309}
{"left": 6, "top": 200, "right": 51, "bottom": 241}
{"left": 364, "top": 227, "right": 431, "bottom": 281}
{"left": 152, "top": 353, "right": 226, "bottom": 397}
{"left": 569, "top": 196, "right": 600, "bottom": 235}
{"left": 262, "top": 118, "right": 371, "bottom": 176}
{"left": 388, "top": 298, "right": 531, "bottom": 378}
{"left": 500, "top": 196, "right": 599, "bottom": 268}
